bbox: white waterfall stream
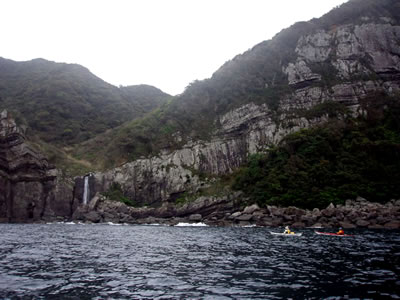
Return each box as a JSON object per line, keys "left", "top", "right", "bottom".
{"left": 83, "top": 176, "right": 89, "bottom": 205}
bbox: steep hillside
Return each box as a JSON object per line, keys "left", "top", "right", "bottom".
{"left": 233, "top": 96, "right": 400, "bottom": 209}
{"left": 74, "top": 0, "right": 400, "bottom": 170}
{"left": 0, "top": 58, "right": 170, "bottom": 146}
{"left": 71, "top": 0, "right": 400, "bottom": 214}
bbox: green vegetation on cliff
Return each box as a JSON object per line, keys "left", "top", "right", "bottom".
{"left": 103, "top": 182, "right": 136, "bottom": 207}
{"left": 72, "top": 0, "right": 400, "bottom": 170}
{"left": 233, "top": 96, "right": 400, "bottom": 209}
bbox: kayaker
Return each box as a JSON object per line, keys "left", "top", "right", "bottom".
{"left": 337, "top": 227, "right": 344, "bottom": 235}
{"left": 284, "top": 226, "right": 293, "bottom": 234}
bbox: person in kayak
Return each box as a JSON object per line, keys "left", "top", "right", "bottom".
{"left": 337, "top": 227, "right": 344, "bottom": 235}
{"left": 284, "top": 226, "right": 294, "bottom": 234}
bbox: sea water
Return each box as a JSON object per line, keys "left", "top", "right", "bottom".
{"left": 0, "top": 223, "right": 399, "bottom": 299}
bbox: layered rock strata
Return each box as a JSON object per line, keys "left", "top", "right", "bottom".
{"left": 81, "top": 21, "right": 400, "bottom": 208}
{"left": 0, "top": 110, "right": 73, "bottom": 222}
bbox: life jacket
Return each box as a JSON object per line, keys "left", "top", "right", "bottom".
{"left": 337, "top": 230, "right": 344, "bottom": 235}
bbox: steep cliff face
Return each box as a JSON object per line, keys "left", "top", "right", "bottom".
{"left": 284, "top": 22, "right": 400, "bottom": 87}
{"left": 81, "top": 19, "right": 400, "bottom": 207}
{"left": 0, "top": 110, "right": 73, "bottom": 222}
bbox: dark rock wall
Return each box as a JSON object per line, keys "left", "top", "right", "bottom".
{"left": 0, "top": 110, "right": 73, "bottom": 222}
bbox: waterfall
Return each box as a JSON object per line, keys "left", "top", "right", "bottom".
{"left": 83, "top": 176, "right": 89, "bottom": 205}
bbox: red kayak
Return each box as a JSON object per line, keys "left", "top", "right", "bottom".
{"left": 315, "top": 231, "right": 354, "bottom": 237}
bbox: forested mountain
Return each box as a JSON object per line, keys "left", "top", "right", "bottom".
{"left": 0, "top": 57, "right": 170, "bottom": 146}
{"left": 72, "top": 0, "right": 400, "bottom": 169}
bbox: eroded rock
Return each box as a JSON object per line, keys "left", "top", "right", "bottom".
{"left": 0, "top": 110, "right": 73, "bottom": 222}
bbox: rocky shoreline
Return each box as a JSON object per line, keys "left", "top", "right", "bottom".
{"left": 70, "top": 195, "right": 400, "bottom": 229}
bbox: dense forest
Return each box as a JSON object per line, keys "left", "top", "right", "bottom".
{"left": 233, "top": 95, "right": 400, "bottom": 209}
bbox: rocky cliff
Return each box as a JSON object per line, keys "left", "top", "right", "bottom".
{"left": 78, "top": 18, "right": 400, "bottom": 209}
{"left": 2, "top": 0, "right": 400, "bottom": 226}
{"left": 0, "top": 110, "right": 73, "bottom": 222}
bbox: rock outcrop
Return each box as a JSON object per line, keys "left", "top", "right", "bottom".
{"left": 72, "top": 192, "right": 400, "bottom": 229}
{"left": 0, "top": 110, "right": 73, "bottom": 222}
{"left": 72, "top": 191, "right": 241, "bottom": 225}
{"left": 79, "top": 21, "right": 400, "bottom": 209}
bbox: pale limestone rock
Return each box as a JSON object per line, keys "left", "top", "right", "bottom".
{"left": 296, "top": 30, "right": 333, "bottom": 62}
{"left": 243, "top": 204, "right": 260, "bottom": 214}
{"left": 283, "top": 60, "right": 321, "bottom": 86}
{"left": 188, "top": 214, "right": 202, "bottom": 221}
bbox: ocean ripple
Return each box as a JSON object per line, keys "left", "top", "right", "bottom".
{"left": 0, "top": 224, "right": 399, "bottom": 299}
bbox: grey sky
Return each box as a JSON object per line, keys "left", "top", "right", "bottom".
{"left": 1, "top": 0, "right": 347, "bottom": 95}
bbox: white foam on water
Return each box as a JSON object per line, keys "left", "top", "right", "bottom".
{"left": 174, "top": 222, "right": 208, "bottom": 227}
{"left": 106, "top": 222, "right": 122, "bottom": 226}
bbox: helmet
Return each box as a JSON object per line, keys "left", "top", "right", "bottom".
{"left": 285, "top": 226, "right": 289, "bottom": 229}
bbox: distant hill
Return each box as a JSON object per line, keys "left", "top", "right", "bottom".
{"left": 0, "top": 57, "right": 170, "bottom": 146}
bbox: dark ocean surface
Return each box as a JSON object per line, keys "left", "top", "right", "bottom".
{"left": 0, "top": 223, "right": 399, "bottom": 299}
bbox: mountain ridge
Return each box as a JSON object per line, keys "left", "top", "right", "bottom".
{"left": 71, "top": 0, "right": 400, "bottom": 170}
{"left": 0, "top": 57, "right": 171, "bottom": 173}
{"left": 0, "top": 57, "right": 170, "bottom": 144}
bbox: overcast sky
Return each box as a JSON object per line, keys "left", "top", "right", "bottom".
{"left": 1, "top": 0, "right": 347, "bottom": 95}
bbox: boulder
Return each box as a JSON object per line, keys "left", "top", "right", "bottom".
{"left": 321, "top": 208, "right": 335, "bottom": 218}
{"left": 103, "top": 212, "right": 119, "bottom": 223}
{"left": 368, "top": 224, "right": 384, "bottom": 229}
{"left": 88, "top": 193, "right": 101, "bottom": 211}
{"left": 120, "top": 214, "right": 134, "bottom": 223}
{"left": 384, "top": 220, "right": 400, "bottom": 229}
{"left": 339, "top": 221, "right": 356, "bottom": 229}
{"left": 229, "top": 212, "right": 242, "bottom": 219}
{"left": 327, "top": 203, "right": 335, "bottom": 209}
{"left": 310, "top": 223, "right": 324, "bottom": 228}
{"left": 356, "top": 220, "right": 370, "bottom": 227}
{"left": 85, "top": 211, "right": 101, "bottom": 223}
{"left": 269, "top": 207, "right": 284, "bottom": 217}
{"left": 188, "top": 214, "right": 202, "bottom": 222}
{"left": 251, "top": 211, "right": 265, "bottom": 222}
{"left": 271, "top": 217, "right": 284, "bottom": 227}
{"left": 312, "top": 208, "right": 322, "bottom": 218}
{"left": 236, "top": 214, "right": 253, "bottom": 221}
{"left": 71, "top": 206, "right": 86, "bottom": 221}
{"left": 300, "top": 215, "right": 316, "bottom": 226}
{"left": 356, "top": 196, "right": 367, "bottom": 202}
{"left": 291, "top": 222, "right": 306, "bottom": 228}
{"left": 238, "top": 221, "right": 252, "bottom": 227}
{"left": 283, "top": 215, "right": 294, "bottom": 221}
{"left": 243, "top": 204, "right": 260, "bottom": 214}
{"left": 284, "top": 206, "right": 306, "bottom": 217}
